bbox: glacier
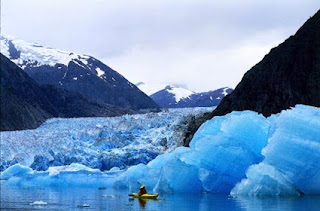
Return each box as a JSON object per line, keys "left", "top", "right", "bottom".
{"left": 1, "top": 105, "right": 319, "bottom": 196}
{"left": 0, "top": 107, "right": 212, "bottom": 172}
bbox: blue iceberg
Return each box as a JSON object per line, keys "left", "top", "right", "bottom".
{"left": 231, "top": 105, "right": 320, "bottom": 196}
{"left": 154, "top": 110, "right": 270, "bottom": 193}
{"left": 1, "top": 105, "right": 319, "bottom": 196}
{"left": 0, "top": 164, "right": 33, "bottom": 180}
{"left": 119, "top": 105, "right": 320, "bottom": 195}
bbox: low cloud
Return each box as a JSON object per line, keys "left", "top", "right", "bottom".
{"left": 2, "top": 0, "right": 319, "bottom": 91}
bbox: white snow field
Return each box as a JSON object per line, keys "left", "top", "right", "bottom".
{"left": 0, "top": 36, "right": 90, "bottom": 68}
{"left": 165, "top": 85, "right": 195, "bottom": 102}
{"left": 1, "top": 105, "right": 319, "bottom": 196}
{"left": 0, "top": 107, "right": 213, "bottom": 172}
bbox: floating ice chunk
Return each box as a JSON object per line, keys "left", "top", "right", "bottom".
{"left": 48, "top": 163, "right": 100, "bottom": 176}
{"left": 102, "top": 195, "right": 116, "bottom": 198}
{"left": 0, "top": 164, "right": 33, "bottom": 180}
{"left": 78, "top": 204, "right": 90, "bottom": 208}
{"left": 30, "top": 201, "right": 48, "bottom": 206}
{"left": 4, "top": 163, "right": 121, "bottom": 188}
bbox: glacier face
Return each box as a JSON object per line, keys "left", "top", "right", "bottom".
{"left": 0, "top": 107, "right": 213, "bottom": 172}
{"left": 1, "top": 105, "right": 319, "bottom": 196}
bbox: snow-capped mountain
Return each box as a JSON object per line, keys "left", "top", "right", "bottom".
{"left": 0, "top": 36, "right": 158, "bottom": 110}
{"left": 144, "top": 84, "right": 233, "bottom": 108}
{"left": 0, "top": 53, "right": 132, "bottom": 131}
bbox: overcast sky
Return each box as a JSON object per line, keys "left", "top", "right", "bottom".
{"left": 2, "top": 1, "right": 319, "bottom": 91}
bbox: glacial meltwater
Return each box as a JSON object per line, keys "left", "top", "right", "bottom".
{"left": 1, "top": 181, "right": 319, "bottom": 210}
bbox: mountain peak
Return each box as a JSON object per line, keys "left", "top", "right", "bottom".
{"left": 0, "top": 36, "right": 90, "bottom": 68}
{"left": 150, "top": 85, "right": 232, "bottom": 108}
{"left": 1, "top": 36, "right": 159, "bottom": 110}
{"left": 165, "top": 85, "right": 174, "bottom": 89}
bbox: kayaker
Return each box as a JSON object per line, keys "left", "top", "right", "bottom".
{"left": 138, "top": 184, "right": 148, "bottom": 196}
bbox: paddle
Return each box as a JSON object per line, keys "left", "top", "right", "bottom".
{"left": 128, "top": 194, "right": 134, "bottom": 197}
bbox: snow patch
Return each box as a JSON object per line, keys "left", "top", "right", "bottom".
{"left": 96, "top": 67, "right": 105, "bottom": 78}
{"left": 222, "top": 87, "right": 229, "bottom": 96}
{"left": 166, "top": 86, "right": 195, "bottom": 103}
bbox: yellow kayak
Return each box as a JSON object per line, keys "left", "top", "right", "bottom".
{"left": 130, "top": 193, "right": 160, "bottom": 199}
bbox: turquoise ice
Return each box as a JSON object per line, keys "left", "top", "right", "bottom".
{"left": 1, "top": 105, "right": 319, "bottom": 196}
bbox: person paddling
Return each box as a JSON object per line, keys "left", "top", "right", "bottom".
{"left": 138, "top": 184, "right": 148, "bottom": 196}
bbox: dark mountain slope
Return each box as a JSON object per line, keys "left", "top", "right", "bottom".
{"left": 41, "top": 85, "right": 132, "bottom": 118}
{"left": 1, "top": 54, "right": 54, "bottom": 130}
{"left": 212, "top": 10, "right": 320, "bottom": 117}
{"left": 0, "top": 54, "right": 132, "bottom": 131}
{"left": 184, "top": 10, "right": 320, "bottom": 146}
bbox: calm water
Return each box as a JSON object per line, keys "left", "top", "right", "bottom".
{"left": 1, "top": 181, "right": 320, "bottom": 210}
